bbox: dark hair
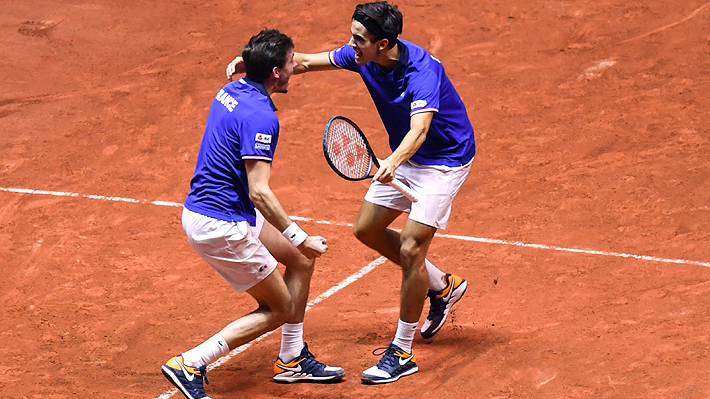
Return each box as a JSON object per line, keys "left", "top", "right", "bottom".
{"left": 352, "top": 1, "right": 402, "bottom": 48}
{"left": 242, "top": 29, "right": 294, "bottom": 83}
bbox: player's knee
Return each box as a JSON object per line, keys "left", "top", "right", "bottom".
{"left": 399, "top": 237, "right": 424, "bottom": 264}
{"left": 286, "top": 256, "right": 314, "bottom": 274}
{"left": 282, "top": 301, "right": 296, "bottom": 323}
{"left": 286, "top": 256, "right": 316, "bottom": 273}
{"left": 353, "top": 220, "right": 373, "bottom": 244}
{"left": 300, "top": 257, "right": 315, "bottom": 273}
{"left": 271, "top": 299, "right": 296, "bottom": 326}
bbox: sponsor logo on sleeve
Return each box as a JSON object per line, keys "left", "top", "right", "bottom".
{"left": 255, "top": 143, "right": 271, "bottom": 151}
{"left": 255, "top": 133, "right": 272, "bottom": 144}
{"left": 411, "top": 100, "right": 427, "bottom": 110}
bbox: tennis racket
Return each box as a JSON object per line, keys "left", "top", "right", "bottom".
{"left": 322, "top": 116, "right": 420, "bottom": 202}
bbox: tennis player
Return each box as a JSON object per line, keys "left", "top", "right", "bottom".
{"left": 228, "top": 1, "right": 473, "bottom": 385}
{"left": 161, "top": 29, "right": 344, "bottom": 399}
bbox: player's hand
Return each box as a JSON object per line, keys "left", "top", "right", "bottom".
{"left": 297, "top": 236, "right": 328, "bottom": 259}
{"left": 226, "top": 56, "right": 245, "bottom": 80}
{"left": 372, "top": 157, "right": 396, "bottom": 184}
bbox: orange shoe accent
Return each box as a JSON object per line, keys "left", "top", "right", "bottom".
{"left": 394, "top": 349, "right": 416, "bottom": 363}
{"left": 274, "top": 357, "right": 304, "bottom": 374}
{"left": 165, "top": 356, "right": 203, "bottom": 376}
{"left": 436, "top": 274, "right": 462, "bottom": 298}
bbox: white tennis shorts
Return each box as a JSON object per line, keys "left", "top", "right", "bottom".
{"left": 181, "top": 207, "right": 278, "bottom": 292}
{"left": 364, "top": 159, "right": 472, "bottom": 230}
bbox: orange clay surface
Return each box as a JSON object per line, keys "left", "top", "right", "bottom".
{"left": 1, "top": 1, "right": 710, "bottom": 398}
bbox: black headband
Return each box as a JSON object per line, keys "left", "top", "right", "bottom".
{"left": 353, "top": 14, "right": 396, "bottom": 43}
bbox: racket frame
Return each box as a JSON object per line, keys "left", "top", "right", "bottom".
{"left": 322, "top": 116, "right": 420, "bottom": 202}
{"left": 322, "top": 116, "right": 376, "bottom": 181}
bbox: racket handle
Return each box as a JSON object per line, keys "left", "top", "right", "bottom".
{"left": 389, "top": 178, "right": 420, "bottom": 203}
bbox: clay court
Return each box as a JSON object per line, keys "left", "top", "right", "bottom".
{"left": 2, "top": 0, "right": 710, "bottom": 398}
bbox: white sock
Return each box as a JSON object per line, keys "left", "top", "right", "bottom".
{"left": 182, "top": 333, "right": 230, "bottom": 368}
{"left": 392, "top": 319, "right": 417, "bottom": 353}
{"left": 425, "top": 259, "right": 447, "bottom": 292}
{"left": 279, "top": 322, "right": 304, "bottom": 362}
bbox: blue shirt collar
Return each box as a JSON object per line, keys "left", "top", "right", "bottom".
{"left": 374, "top": 40, "right": 408, "bottom": 80}
{"left": 242, "top": 76, "right": 277, "bottom": 111}
{"left": 392, "top": 40, "right": 408, "bottom": 81}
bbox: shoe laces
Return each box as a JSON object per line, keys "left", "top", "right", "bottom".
{"left": 372, "top": 345, "right": 400, "bottom": 368}
{"left": 427, "top": 290, "right": 448, "bottom": 314}
{"left": 198, "top": 365, "right": 209, "bottom": 385}
{"left": 302, "top": 343, "right": 316, "bottom": 360}
{"left": 299, "top": 344, "right": 328, "bottom": 371}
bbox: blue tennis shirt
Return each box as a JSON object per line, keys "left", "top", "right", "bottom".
{"left": 184, "top": 77, "right": 279, "bottom": 225}
{"left": 329, "top": 39, "right": 475, "bottom": 167}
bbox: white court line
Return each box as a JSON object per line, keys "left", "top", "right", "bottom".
{"left": 0, "top": 187, "right": 184, "bottom": 207}
{"left": 3, "top": 186, "right": 709, "bottom": 399}
{"left": 2, "top": 186, "right": 709, "bottom": 268}
{"left": 155, "top": 256, "right": 387, "bottom": 399}
{"left": 435, "top": 232, "right": 710, "bottom": 268}
{"left": 620, "top": 1, "right": 710, "bottom": 43}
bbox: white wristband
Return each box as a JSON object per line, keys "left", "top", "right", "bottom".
{"left": 282, "top": 222, "right": 307, "bottom": 247}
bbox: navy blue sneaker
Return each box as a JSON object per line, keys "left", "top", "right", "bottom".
{"left": 360, "top": 343, "right": 418, "bottom": 384}
{"left": 273, "top": 343, "right": 345, "bottom": 383}
{"left": 421, "top": 273, "right": 467, "bottom": 339}
{"left": 160, "top": 355, "right": 211, "bottom": 399}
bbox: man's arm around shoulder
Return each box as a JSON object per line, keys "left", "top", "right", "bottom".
{"left": 293, "top": 52, "right": 337, "bottom": 74}
{"left": 226, "top": 51, "right": 337, "bottom": 80}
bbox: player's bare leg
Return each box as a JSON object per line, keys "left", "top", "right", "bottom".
{"left": 259, "top": 220, "right": 345, "bottom": 383}
{"left": 259, "top": 220, "right": 315, "bottom": 324}
{"left": 220, "top": 269, "right": 295, "bottom": 348}
{"left": 354, "top": 200, "right": 467, "bottom": 340}
{"left": 398, "top": 219, "right": 436, "bottom": 323}
{"left": 355, "top": 203, "right": 432, "bottom": 383}
{"left": 354, "top": 201, "right": 445, "bottom": 286}
{"left": 353, "top": 201, "right": 445, "bottom": 286}
{"left": 161, "top": 269, "right": 293, "bottom": 399}
{"left": 355, "top": 201, "right": 433, "bottom": 321}
{"left": 353, "top": 201, "right": 403, "bottom": 263}
{"left": 355, "top": 200, "right": 466, "bottom": 383}
{"left": 355, "top": 200, "right": 451, "bottom": 323}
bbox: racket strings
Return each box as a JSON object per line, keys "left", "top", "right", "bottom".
{"left": 326, "top": 120, "right": 372, "bottom": 179}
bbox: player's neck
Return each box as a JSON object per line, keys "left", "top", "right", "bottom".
{"left": 262, "top": 76, "right": 278, "bottom": 96}
{"left": 376, "top": 42, "right": 401, "bottom": 72}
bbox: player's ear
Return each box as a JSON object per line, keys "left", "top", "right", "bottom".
{"left": 272, "top": 65, "right": 280, "bottom": 79}
{"left": 377, "top": 38, "right": 390, "bottom": 51}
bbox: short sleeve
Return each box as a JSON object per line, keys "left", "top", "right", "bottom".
{"left": 408, "top": 59, "right": 441, "bottom": 116}
{"left": 328, "top": 44, "right": 359, "bottom": 72}
{"left": 240, "top": 111, "right": 279, "bottom": 162}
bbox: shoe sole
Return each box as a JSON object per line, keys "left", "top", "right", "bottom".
{"left": 273, "top": 368, "right": 345, "bottom": 384}
{"left": 421, "top": 279, "right": 468, "bottom": 340}
{"left": 161, "top": 365, "right": 211, "bottom": 399}
{"left": 273, "top": 374, "right": 345, "bottom": 384}
{"left": 360, "top": 366, "right": 419, "bottom": 384}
